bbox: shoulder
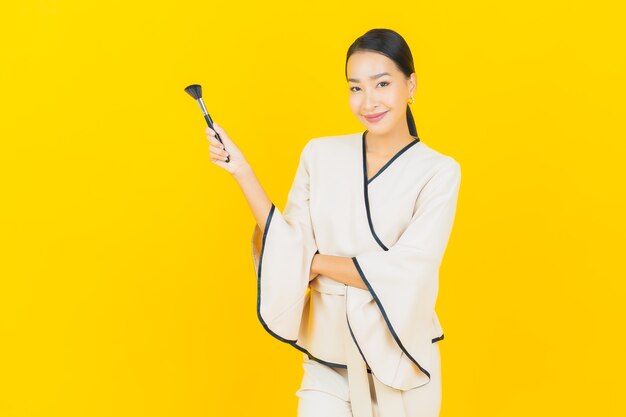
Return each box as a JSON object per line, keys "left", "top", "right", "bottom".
{"left": 303, "top": 131, "right": 362, "bottom": 155}
{"left": 299, "top": 132, "right": 362, "bottom": 166}
{"left": 417, "top": 141, "right": 461, "bottom": 176}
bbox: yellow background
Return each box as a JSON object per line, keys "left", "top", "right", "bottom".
{"left": 1, "top": 1, "right": 624, "bottom": 416}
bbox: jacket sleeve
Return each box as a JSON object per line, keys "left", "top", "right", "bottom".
{"left": 349, "top": 157, "right": 461, "bottom": 388}
{"left": 251, "top": 140, "right": 318, "bottom": 343}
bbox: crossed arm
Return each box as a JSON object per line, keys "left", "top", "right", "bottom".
{"left": 310, "top": 254, "right": 368, "bottom": 290}
{"left": 233, "top": 163, "right": 367, "bottom": 291}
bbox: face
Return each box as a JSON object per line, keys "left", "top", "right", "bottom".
{"left": 346, "top": 51, "right": 416, "bottom": 136}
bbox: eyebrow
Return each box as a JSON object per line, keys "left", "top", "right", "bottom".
{"left": 347, "top": 72, "right": 391, "bottom": 83}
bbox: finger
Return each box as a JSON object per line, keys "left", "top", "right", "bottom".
{"left": 210, "top": 153, "right": 229, "bottom": 163}
{"left": 210, "top": 151, "right": 230, "bottom": 167}
{"left": 205, "top": 127, "right": 222, "bottom": 146}
{"left": 209, "top": 145, "right": 230, "bottom": 159}
{"left": 212, "top": 158, "right": 229, "bottom": 170}
{"left": 205, "top": 127, "right": 216, "bottom": 138}
{"left": 209, "top": 143, "right": 230, "bottom": 156}
{"left": 207, "top": 135, "right": 225, "bottom": 149}
{"left": 212, "top": 122, "right": 234, "bottom": 146}
{"left": 209, "top": 143, "right": 226, "bottom": 153}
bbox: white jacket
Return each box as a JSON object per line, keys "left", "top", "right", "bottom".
{"left": 251, "top": 130, "right": 461, "bottom": 407}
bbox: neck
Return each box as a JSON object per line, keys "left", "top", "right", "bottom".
{"left": 365, "top": 124, "right": 416, "bottom": 155}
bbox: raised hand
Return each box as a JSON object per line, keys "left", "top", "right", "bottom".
{"left": 206, "top": 122, "right": 250, "bottom": 177}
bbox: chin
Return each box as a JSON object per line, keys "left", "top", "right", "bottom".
{"left": 365, "top": 125, "right": 386, "bottom": 135}
{"left": 363, "top": 121, "right": 393, "bottom": 135}
{"left": 361, "top": 112, "right": 398, "bottom": 134}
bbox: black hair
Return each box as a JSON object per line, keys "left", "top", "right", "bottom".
{"left": 345, "top": 28, "right": 418, "bottom": 139}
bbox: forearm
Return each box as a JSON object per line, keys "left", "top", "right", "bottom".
{"left": 233, "top": 164, "right": 273, "bottom": 233}
{"left": 311, "top": 254, "right": 368, "bottom": 290}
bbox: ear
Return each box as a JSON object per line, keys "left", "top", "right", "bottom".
{"left": 408, "top": 73, "right": 417, "bottom": 97}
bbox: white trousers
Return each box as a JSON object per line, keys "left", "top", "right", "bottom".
{"left": 296, "top": 338, "right": 442, "bottom": 417}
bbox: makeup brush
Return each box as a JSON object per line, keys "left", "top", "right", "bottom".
{"left": 184, "top": 84, "right": 229, "bottom": 163}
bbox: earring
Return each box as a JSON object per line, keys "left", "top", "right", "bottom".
{"left": 408, "top": 96, "right": 415, "bottom": 105}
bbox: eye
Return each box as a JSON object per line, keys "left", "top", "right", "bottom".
{"left": 349, "top": 81, "right": 388, "bottom": 92}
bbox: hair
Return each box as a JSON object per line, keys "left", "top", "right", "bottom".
{"left": 345, "top": 28, "right": 418, "bottom": 139}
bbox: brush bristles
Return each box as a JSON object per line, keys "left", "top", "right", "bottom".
{"left": 184, "top": 84, "right": 202, "bottom": 100}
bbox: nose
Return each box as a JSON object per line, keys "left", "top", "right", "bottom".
{"left": 363, "top": 89, "right": 380, "bottom": 111}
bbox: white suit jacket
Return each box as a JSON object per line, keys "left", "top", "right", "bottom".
{"left": 251, "top": 130, "right": 461, "bottom": 390}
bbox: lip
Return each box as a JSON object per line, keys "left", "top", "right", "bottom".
{"left": 364, "top": 111, "right": 388, "bottom": 122}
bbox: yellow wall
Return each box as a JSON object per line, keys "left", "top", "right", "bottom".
{"left": 1, "top": 1, "right": 624, "bottom": 416}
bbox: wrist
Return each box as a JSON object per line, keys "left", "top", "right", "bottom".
{"left": 311, "top": 253, "right": 320, "bottom": 275}
{"left": 233, "top": 162, "right": 253, "bottom": 181}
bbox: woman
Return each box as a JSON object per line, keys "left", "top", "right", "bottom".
{"left": 206, "top": 28, "right": 461, "bottom": 417}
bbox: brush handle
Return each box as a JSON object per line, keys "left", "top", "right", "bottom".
{"left": 203, "top": 114, "right": 230, "bottom": 163}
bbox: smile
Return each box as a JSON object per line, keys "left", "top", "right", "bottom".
{"left": 364, "top": 111, "right": 388, "bottom": 123}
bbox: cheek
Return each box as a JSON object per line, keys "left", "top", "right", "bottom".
{"left": 385, "top": 86, "right": 405, "bottom": 106}
{"left": 348, "top": 94, "right": 361, "bottom": 114}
